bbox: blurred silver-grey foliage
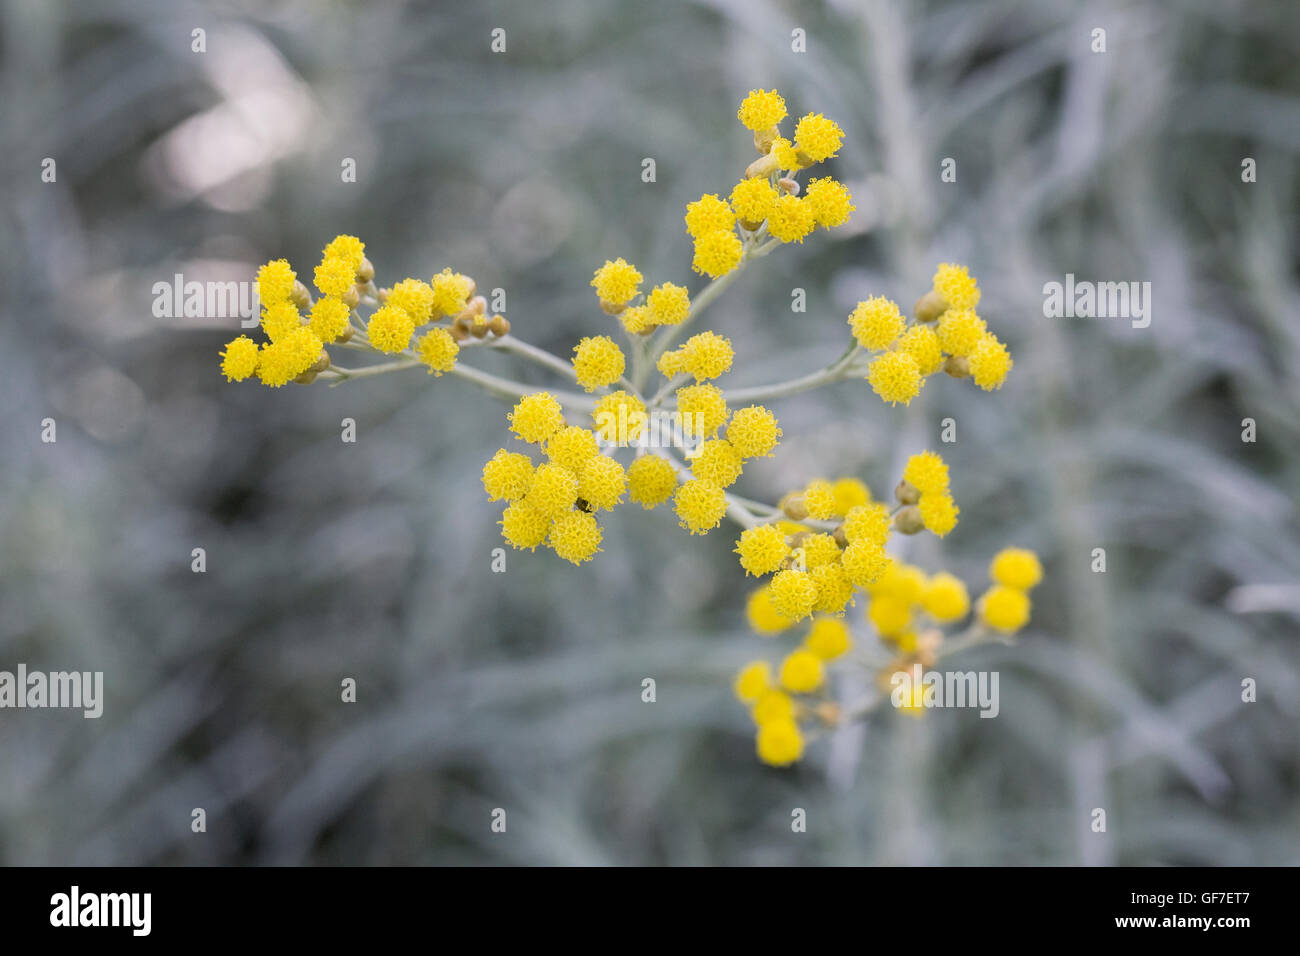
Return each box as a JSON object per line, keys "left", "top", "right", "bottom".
{"left": 1, "top": 0, "right": 1297, "bottom": 865}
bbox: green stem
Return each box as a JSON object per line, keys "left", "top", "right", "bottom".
{"left": 725, "top": 343, "right": 862, "bottom": 404}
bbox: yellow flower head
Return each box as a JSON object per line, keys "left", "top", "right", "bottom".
{"left": 726, "top": 405, "right": 782, "bottom": 459}
{"left": 768, "top": 569, "right": 818, "bottom": 621}
{"left": 840, "top": 539, "right": 889, "bottom": 587}
{"left": 323, "top": 235, "right": 365, "bottom": 271}
{"left": 770, "top": 136, "right": 801, "bottom": 170}
{"left": 811, "top": 563, "right": 854, "bottom": 614}
{"left": 430, "top": 268, "right": 473, "bottom": 317}
{"left": 843, "top": 503, "right": 890, "bottom": 546}
{"left": 367, "top": 304, "right": 415, "bottom": 353}
{"left": 805, "top": 617, "right": 852, "bottom": 660}
{"left": 897, "top": 324, "right": 944, "bottom": 375}
{"left": 577, "top": 455, "right": 626, "bottom": 511}
{"left": 933, "top": 262, "right": 981, "bottom": 311}
{"left": 990, "top": 548, "right": 1043, "bottom": 590}
{"left": 692, "top": 229, "right": 743, "bottom": 278}
{"left": 735, "top": 524, "right": 791, "bottom": 577}
{"left": 918, "top": 491, "right": 959, "bottom": 537}
{"left": 388, "top": 278, "right": 436, "bottom": 324}
{"left": 734, "top": 660, "right": 773, "bottom": 702}
{"left": 590, "top": 257, "right": 642, "bottom": 307}
{"left": 220, "top": 335, "right": 260, "bottom": 382}
{"left": 308, "top": 297, "right": 351, "bottom": 343}
{"left": 674, "top": 479, "right": 727, "bottom": 535}
{"left": 482, "top": 449, "right": 535, "bottom": 502}
{"left": 691, "top": 438, "right": 743, "bottom": 488}
{"left": 592, "top": 390, "right": 647, "bottom": 443}
{"left": 730, "top": 177, "right": 778, "bottom": 224}
{"left": 676, "top": 383, "right": 730, "bottom": 437}
{"left": 619, "top": 304, "right": 653, "bottom": 335}
{"left": 969, "top": 333, "right": 1013, "bottom": 390}
{"left": 980, "top": 584, "right": 1031, "bottom": 632}
{"left": 756, "top": 719, "right": 804, "bottom": 767}
{"left": 752, "top": 689, "right": 796, "bottom": 725}
{"left": 499, "top": 501, "right": 551, "bottom": 551}
{"left": 869, "top": 561, "right": 926, "bottom": 603}
{"left": 779, "top": 649, "right": 825, "bottom": 694}
{"left": 256, "top": 327, "right": 321, "bottom": 387}
{"left": 902, "top": 451, "right": 949, "bottom": 495}
{"left": 571, "top": 335, "right": 626, "bottom": 391}
{"left": 747, "top": 584, "right": 797, "bottom": 634}
{"left": 525, "top": 461, "right": 579, "bottom": 518}
{"left": 936, "top": 308, "right": 987, "bottom": 357}
{"left": 766, "top": 194, "right": 816, "bottom": 244}
{"left": 509, "top": 392, "right": 565, "bottom": 444}
{"left": 868, "top": 593, "right": 912, "bottom": 637}
{"left": 416, "top": 327, "right": 459, "bottom": 375}
{"left": 803, "top": 177, "right": 855, "bottom": 228}
{"left": 849, "top": 296, "right": 905, "bottom": 350}
{"left": 803, "top": 479, "right": 838, "bottom": 521}
{"left": 923, "top": 572, "right": 970, "bottom": 622}
{"left": 679, "top": 330, "right": 734, "bottom": 381}
{"left": 545, "top": 425, "right": 600, "bottom": 473}
{"left": 799, "top": 533, "right": 841, "bottom": 569}
{"left": 256, "top": 259, "right": 296, "bottom": 306}
{"left": 794, "top": 112, "right": 844, "bottom": 162}
{"left": 626, "top": 455, "right": 679, "bottom": 509}
{"left": 831, "top": 478, "right": 871, "bottom": 515}
{"left": 684, "top": 193, "right": 736, "bottom": 238}
{"left": 314, "top": 256, "right": 356, "bottom": 298}
{"left": 737, "top": 89, "right": 787, "bottom": 131}
{"left": 548, "top": 510, "right": 603, "bottom": 565}
{"left": 646, "top": 282, "right": 691, "bottom": 326}
{"left": 867, "top": 350, "right": 922, "bottom": 406}
{"left": 261, "top": 301, "right": 302, "bottom": 342}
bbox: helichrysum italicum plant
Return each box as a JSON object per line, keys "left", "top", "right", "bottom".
{"left": 221, "top": 89, "right": 1034, "bottom": 768}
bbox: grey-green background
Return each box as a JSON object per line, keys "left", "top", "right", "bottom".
{"left": 1, "top": 0, "right": 1297, "bottom": 865}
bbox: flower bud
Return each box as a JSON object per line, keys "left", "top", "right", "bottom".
{"left": 745, "top": 152, "right": 781, "bottom": 180}
{"left": 894, "top": 479, "right": 920, "bottom": 506}
{"left": 342, "top": 286, "right": 361, "bottom": 309}
{"left": 893, "top": 505, "right": 925, "bottom": 535}
{"left": 814, "top": 701, "right": 841, "bottom": 726}
{"left": 312, "top": 350, "right": 331, "bottom": 373}
{"left": 356, "top": 257, "right": 375, "bottom": 283}
{"left": 488, "top": 314, "right": 510, "bottom": 337}
{"left": 292, "top": 369, "right": 317, "bottom": 385}
{"left": 289, "top": 280, "right": 312, "bottom": 311}
{"left": 914, "top": 290, "right": 946, "bottom": 323}
{"left": 781, "top": 494, "right": 809, "bottom": 521}
{"left": 778, "top": 177, "right": 800, "bottom": 196}
{"left": 753, "top": 126, "right": 780, "bottom": 154}
{"left": 943, "top": 355, "right": 971, "bottom": 379}
{"left": 470, "top": 314, "right": 490, "bottom": 339}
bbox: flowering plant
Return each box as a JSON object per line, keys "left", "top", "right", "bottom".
{"left": 220, "top": 89, "right": 1038, "bottom": 767}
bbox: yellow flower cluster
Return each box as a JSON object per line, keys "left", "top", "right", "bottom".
{"left": 493, "top": 392, "right": 622, "bottom": 564}
{"left": 900, "top": 450, "right": 960, "bottom": 537}
{"left": 733, "top": 616, "right": 852, "bottom": 765}
{"left": 737, "top": 540, "right": 1041, "bottom": 764}
{"left": 687, "top": 90, "right": 854, "bottom": 279}
{"left": 978, "top": 547, "right": 1043, "bottom": 632}
{"left": 850, "top": 263, "right": 1013, "bottom": 406}
{"left": 221, "top": 235, "right": 501, "bottom": 386}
